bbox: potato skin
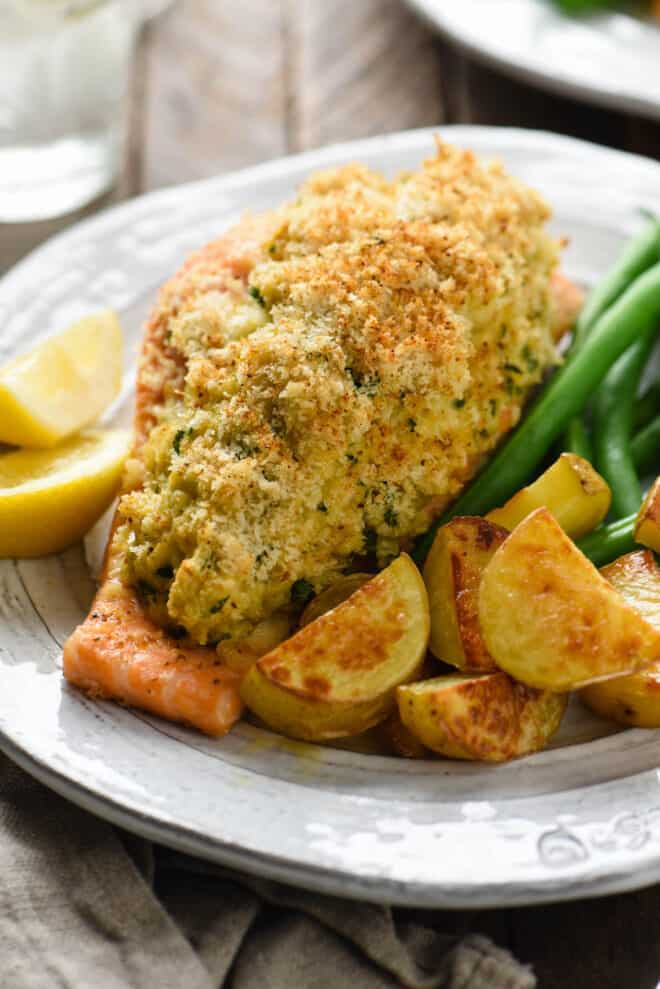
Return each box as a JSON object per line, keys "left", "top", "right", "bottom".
{"left": 478, "top": 508, "right": 660, "bottom": 691}
{"left": 581, "top": 670, "right": 660, "bottom": 729}
{"left": 582, "top": 550, "right": 660, "bottom": 728}
{"left": 635, "top": 478, "right": 660, "bottom": 554}
{"left": 423, "top": 517, "right": 508, "bottom": 670}
{"left": 397, "top": 673, "right": 567, "bottom": 762}
{"left": 486, "top": 453, "right": 610, "bottom": 539}
{"left": 241, "top": 664, "right": 391, "bottom": 741}
{"left": 240, "top": 554, "right": 429, "bottom": 741}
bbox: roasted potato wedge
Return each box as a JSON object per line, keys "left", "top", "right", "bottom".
{"left": 397, "top": 673, "right": 567, "bottom": 762}
{"left": 486, "top": 453, "right": 610, "bottom": 539}
{"left": 242, "top": 677, "right": 391, "bottom": 741}
{"left": 582, "top": 670, "right": 660, "bottom": 729}
{"left": 601, "top": 549, "right": 660, "bottom": 627}
{"left": 479, "top": 508, "right": 660, "bottom": 691}
{"left": 582, "top": 550, "right": 660, "bottom": 728}
{"left": 423, "top": 516, "right": 508, "bottom": 670}
{"left": 240, "top": 554, "right": 429, "bottom": 741}
{"left": 635, "top": 477, "right": 660, "bottom": 554}
{"left": 300, "top": 573, "right": 372, "bottom": 627}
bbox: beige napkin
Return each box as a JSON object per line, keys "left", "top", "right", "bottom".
{"left": 0, "top": 754, "right": 535, "bottom": 988}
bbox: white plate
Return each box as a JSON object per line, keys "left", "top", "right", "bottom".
{"left": 1, "top": 127, "right": 660, "bottom": 909}
{"left": 406, "top": 0, "right": 660, "bottom": 121}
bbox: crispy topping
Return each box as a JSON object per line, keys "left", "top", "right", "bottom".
{"left": 116, "top": 142, "right": 559, "bottom": 644}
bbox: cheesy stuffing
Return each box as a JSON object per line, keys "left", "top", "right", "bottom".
{"left": 116, "top": 142, "right": 560, "bottom": 644}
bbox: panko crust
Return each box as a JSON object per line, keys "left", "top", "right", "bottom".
{"left": 116, "top": 141, "right": 561, "bottom": 644}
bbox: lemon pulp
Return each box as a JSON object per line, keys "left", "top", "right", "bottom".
{"left": 0, "top": 309, "right": 123, "bottom": 448}
{"left": 0, "top": 429, "right": 131, "bottom": 558}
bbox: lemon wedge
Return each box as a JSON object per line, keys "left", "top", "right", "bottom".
{"left": 0, "top": 309, "right": 123, "bottom": 447}
{"left": 0, "top": 429, "right": 131, "bottom": 558}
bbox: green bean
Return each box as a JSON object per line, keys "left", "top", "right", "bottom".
{"left": 632, "top": 414, "right": 660, "bottom": 476}
{"left": 634, "top": 380, "right": 660, "bottom": 431}
{"left": 413, "top": 262, "right": 660, "bottom": 564}
{"left": 551, "top": 0, "right": 618, "bottom": 12}
{"left": 576, "top": 514, "right": 636, "bottom": 568}
{"left": 572, "top": 218, "right": 660, "bottom": 354}
{"left": 563, "top": 416, "right": 593, "bottom": 462}
{"left": 561, "top": 218, "right": 660, "bottom": 449}
{"left": 592, "top": 332, "right": 657, "bottom": 518}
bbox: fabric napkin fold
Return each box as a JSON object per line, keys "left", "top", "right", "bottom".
{"left": 0, "top": 754, "right": 535, "bottom": 989}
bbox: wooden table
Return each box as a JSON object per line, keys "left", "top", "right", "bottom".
{"left": 2, "top": 2, "right": 660, "bottom": 985}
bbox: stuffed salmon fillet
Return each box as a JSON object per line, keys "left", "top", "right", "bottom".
{"left": 64, "top": 142, "right": 582, "bottom": 737}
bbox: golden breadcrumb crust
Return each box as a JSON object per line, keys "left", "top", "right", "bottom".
{"left": 116, "top": 141, "right": 560, "bottom": 644}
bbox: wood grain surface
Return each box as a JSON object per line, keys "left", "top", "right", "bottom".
{"left": 1, "top": 1, "right": 660, "bottom": 986}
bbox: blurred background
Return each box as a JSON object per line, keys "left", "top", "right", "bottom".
{"left": 1, "top": 0, "right": 658, "bottom": 273}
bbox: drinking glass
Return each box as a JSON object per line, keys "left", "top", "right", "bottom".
{"left": 0, "top": 0, "right": 140, "bottom": 222}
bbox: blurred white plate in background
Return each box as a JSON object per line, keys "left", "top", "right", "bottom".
{"left": 406, "top": 0, "right": 660, "bottom": 121}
